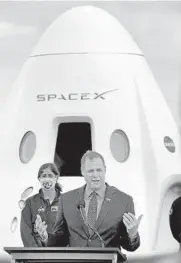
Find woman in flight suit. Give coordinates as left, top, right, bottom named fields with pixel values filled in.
left=20, top=163, right=62, bottom=247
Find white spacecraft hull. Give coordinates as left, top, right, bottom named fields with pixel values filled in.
left=0, top=5, right=181, bottom=261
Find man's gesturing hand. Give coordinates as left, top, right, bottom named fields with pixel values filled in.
left=123, top=213, right=143, bottom=238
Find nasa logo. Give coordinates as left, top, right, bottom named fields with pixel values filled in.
left=37, top=206, right=45, bottom=213
left=37, top=89, right=118, bottom=102
left=164, top=136, right=176, bottom=153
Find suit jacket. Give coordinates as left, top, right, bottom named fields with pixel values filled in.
left=48, top=184, right=140, bottom=251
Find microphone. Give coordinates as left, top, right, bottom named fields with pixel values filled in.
left=77, top=200, right=85, bottom=210
left=77, top=200, right=105, bottom=248
left=88, top=224, right=105, bottom=248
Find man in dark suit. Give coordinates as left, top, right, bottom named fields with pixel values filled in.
left=36, top=150, right=142, bottom=251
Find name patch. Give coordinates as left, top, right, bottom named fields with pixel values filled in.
left=51, top=206, right=58, bottom=212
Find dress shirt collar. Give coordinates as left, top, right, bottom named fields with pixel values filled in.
left=84, top=183, right=106, bottom=199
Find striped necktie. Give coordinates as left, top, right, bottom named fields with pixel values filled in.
left=87, top=191, right=97, bottom=235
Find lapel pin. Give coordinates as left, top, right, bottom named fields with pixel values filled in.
left=106, top=198, right=111, bottom=201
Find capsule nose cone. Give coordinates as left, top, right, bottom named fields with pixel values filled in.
left=31, top=5, right=143, bottom=56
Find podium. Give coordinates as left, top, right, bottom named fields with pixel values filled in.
left=4, top=247, right=127, bottom=263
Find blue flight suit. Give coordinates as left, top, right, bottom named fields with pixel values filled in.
left=20, top=189, right=61, bottom=247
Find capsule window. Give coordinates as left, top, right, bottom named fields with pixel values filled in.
left=19, top=131, right=36, bottom=163
left=20, top=186, right=33, bottom=200
left=10, top=217, right=18, bottom=233
left=110, top=129, right=130, bottom=162
left=54, top=122, right=92, bottom=176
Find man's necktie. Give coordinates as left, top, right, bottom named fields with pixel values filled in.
left=87, top=191, right=97, bottom=235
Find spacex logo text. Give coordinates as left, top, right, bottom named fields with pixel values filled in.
left=37, top=89, right=118, bottom=102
